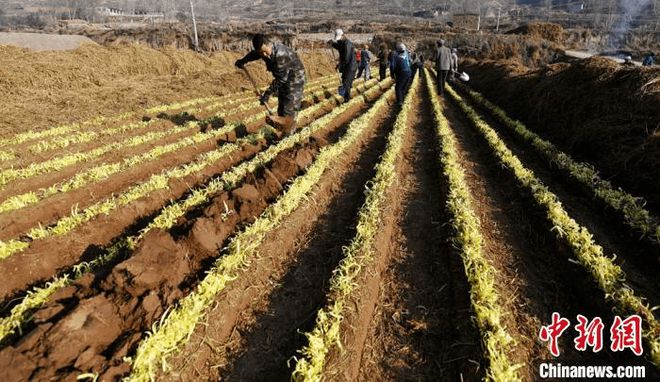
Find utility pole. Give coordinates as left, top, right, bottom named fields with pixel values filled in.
left=189, top=0, right=199, bottom=51
left=496, top=7, right=501, bottom=31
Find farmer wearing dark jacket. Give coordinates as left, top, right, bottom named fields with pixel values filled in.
left=235, top=34, right=306, bottom=134
left=434, top=39, right=452, bottom=95
left=329, top=29, right=357, bottom=102
left=390, top=42, right=412, bottom=106
left=377, top=44, right=389, bottom=81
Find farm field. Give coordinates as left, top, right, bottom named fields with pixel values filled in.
left=0, top=50, right=658, bottom=381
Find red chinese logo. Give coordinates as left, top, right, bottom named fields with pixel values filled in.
left=539, top=312, right=571, bottom=357
left=574, top=314, right=604, bottom=352
left=610, top=315, right=643, bottom=356
left=539, top=313, right=644, bottom=357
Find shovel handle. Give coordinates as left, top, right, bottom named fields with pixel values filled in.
left=242, top=67, right=274, bottom=115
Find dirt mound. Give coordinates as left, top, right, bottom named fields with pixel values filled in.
left=507, top=23, right=564, bottom=44
left=83, top=24, right=259, bottom=52
left=461, top=56, right=660, bottom=209
left=0, top=44, right=241, bottom=92
left=413, top=32, right=562, bottom=68
left=564, top=28, right=660, bottom=57
left=368, top=28, right=563, bottom=69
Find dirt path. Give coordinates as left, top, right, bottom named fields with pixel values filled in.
left=162, top=95, right=397, bottom=382
left=355, top=79, right=483, bottom=381
left=441, top=93, right=654, bottom=379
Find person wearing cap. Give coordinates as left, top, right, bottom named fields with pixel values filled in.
left=390, top=42, right=412, bottom=106
left=235, top=34, right=306, bottom=135
left=329, top=28, right=357, bottom=102
left=622, top=55, right=635, bottom=67
left=450, top=48, right=459, bottom=80
left=434, top=40, right=452, bottom=94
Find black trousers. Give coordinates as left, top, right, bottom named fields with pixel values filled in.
left=437, top=69, right=449, bottom=94
left=379, top=63, right=387, bottom=81
left=395, top=72, right=411, bottom=106
left=341, top=65, right=358, bottom=102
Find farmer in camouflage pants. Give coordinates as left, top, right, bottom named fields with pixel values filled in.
left=235, top=34, right=306, bottom=135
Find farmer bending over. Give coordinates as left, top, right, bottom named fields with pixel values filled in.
left=235, top=34, right=306, bottom=135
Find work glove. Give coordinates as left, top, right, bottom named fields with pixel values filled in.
left=235, top=58, right=246, bottom=69
left=259, top=92, right=270, bottom=105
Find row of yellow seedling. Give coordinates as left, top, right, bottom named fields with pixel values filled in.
left=0, top=75, right=346, bottom=185
left=0, top=79, right=258, bottom=150
left=125, top=79, right=395, bottom=382
left=0, top=74, right=336, bottom=161
left=0, top=78, right=367, bottom=215
left=291, top=76, right=418, bottom=382
left=0, top=78, right=379, bottom=260
left=0, top=112, right=134, bottom=149
left=0, top=96, right=212, bottom=152
left=0, top=79, right=391, bottom=343
left=200, top=74, right=339, bottom=112
left=459, top=85, right=659, bottom=244
left=145, top=73, right=337, bottom=116
left=0, top=120, right=187, bottom=188
left=32, top=76, right=335, bottom=157
left=426, top=70, right=521, bottom=381
left=446, top=84, right=660, bottom=368
left=0, top=114, right=263, bottom=215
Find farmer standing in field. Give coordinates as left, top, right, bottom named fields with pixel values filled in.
left=235, top=34, right=306, bottom=135
left=410, top=52, right=421, bottom=82
left=450, top=48, right=459, bottom=80
left=390, top=42, right=412, bottom=106
left=329, top=29, right=357, bottom=103
left=642, top=52, right=655, bottom=66
left=434, top=39, right=452, bottom=94
left=356, top=45, right=372, bottom=80
left=377, top=44, right=389, bottom=81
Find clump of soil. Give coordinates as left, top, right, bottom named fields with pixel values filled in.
left=156, top=111, right=199, bottom=126
left=461, top=56, right=660, bottom=210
